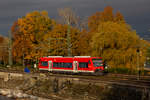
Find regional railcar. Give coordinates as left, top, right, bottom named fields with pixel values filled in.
left=38, top=56, right=104, bottom=75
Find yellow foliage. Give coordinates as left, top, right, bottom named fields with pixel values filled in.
left=91, top=21, right=147, bottom=69
left=11, top=11, right=55, bottom=63
left=43, top=24, right=80, bottom=56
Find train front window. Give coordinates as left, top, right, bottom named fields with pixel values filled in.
left=92, top=59, right=103, bottom=67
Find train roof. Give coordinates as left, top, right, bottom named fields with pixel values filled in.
left=40, top=56, right=102, bottom=59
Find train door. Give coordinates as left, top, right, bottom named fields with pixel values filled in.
left=73, top=61, right=78, bottom=72
left=48, top=61, right=52, bottom=71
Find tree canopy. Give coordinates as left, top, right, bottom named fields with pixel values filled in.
left=11, top=11, right=55, bottom=63
left=91, top=22, right=143, bottom=69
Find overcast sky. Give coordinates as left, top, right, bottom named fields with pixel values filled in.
left=0, top=0, right=150, bottom=37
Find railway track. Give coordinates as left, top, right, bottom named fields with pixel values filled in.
left=29, top=72, right=150, bottom=89
left=0, top=68, right=150, bottom=89
left=46, top=73, right=150, bottom=89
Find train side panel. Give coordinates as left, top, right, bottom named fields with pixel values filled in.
left=38, top=56, right=104, bottom=74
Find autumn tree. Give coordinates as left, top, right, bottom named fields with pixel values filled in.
left=0, top=36, right=4, bottom=43
left=0, top=35, right=9, bottom=65
left=43, top=24, right=81, bottom=56
left=78, top=6, right=150, bottom=72
left=11, top=11, right=55, bottom=64
left=91, top=21, right=148, bottom=71
left=88, top=6, right=113, bottom=32
left=78, top=6, right=126, bottom=56
left=115, top=11, right=125, bottom=23
left=88, top=6, right=125, bottom=32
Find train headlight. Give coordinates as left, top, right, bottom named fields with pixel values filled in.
left=105, top=66, right=108, bottom=69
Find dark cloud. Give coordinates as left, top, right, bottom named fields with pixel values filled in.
left=0, top=0, right=150, bottom=37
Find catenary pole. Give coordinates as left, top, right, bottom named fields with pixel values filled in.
left=67, top=25, right=71, bottom=56
left=8, top=31, right=13, bottom=66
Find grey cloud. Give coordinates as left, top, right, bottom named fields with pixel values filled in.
left=0, top=0, right=149, bottom=36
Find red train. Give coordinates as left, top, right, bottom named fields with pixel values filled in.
left=38, top=56, right=105, bottom=75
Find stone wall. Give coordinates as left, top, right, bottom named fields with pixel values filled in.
left=0, top=72, right=150, bottom=100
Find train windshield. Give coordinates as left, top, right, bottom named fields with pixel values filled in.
left=92, top=59, right=103, bottom=67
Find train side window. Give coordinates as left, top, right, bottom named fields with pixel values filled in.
left=64, top=63, right=72, bottom=68
left=60, top=62, right=63, bottom=68
left=53, top=62, right=72, bottom=68
left=53, top=62, right=58, bottom=68
left=79, top=62, right=88, bottom=68
left=41, top=61, right=48, bottom=66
